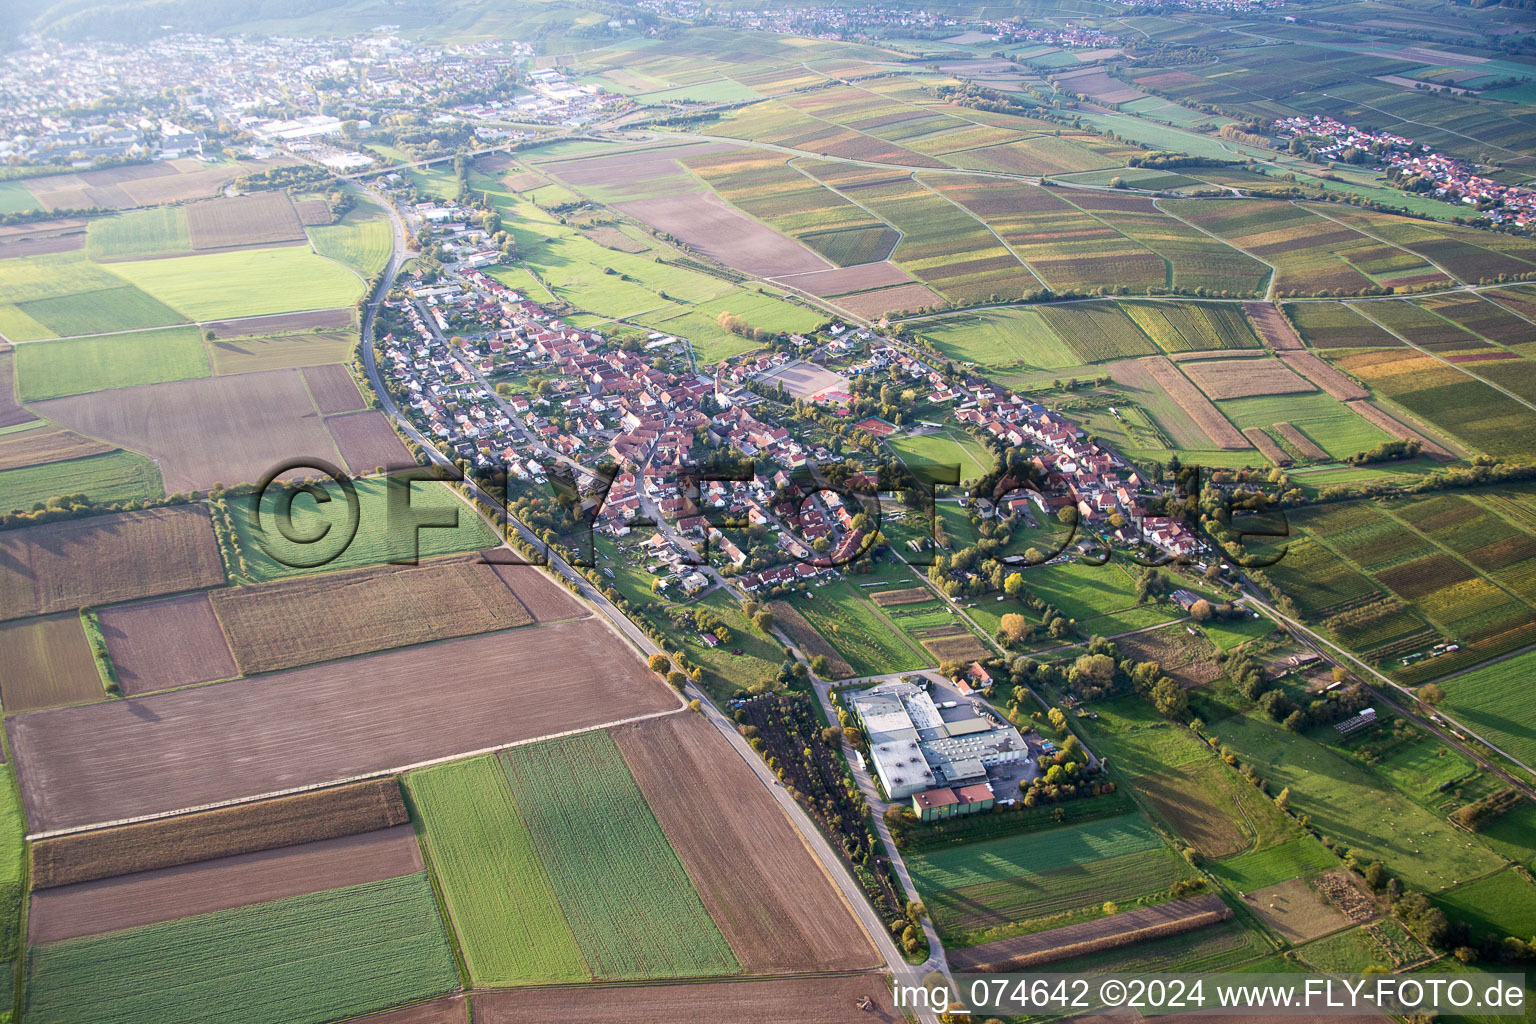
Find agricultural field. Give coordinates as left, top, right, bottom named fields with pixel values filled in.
left=8, top=620, right=675, bottom=831
left=1438, top=649, right=1536, bottom=768
left=405, top=756, right=587, bottom=985
left=98, top=592, right=238, bottom=695
left=612, top=714, right=878, bottom=972
left=474, top=975, right=901, bottom=1024
left=1284, top=301, right=1401, bottom=349
left=916, top=306, right=1080, bottom=373
left=184, top=192, right=307, bottom=250
left=1062, top=191, right=1270, bottom=295
left=220, top=476, right=499, bottom=581
left=22, top=873, right=459, bottom=1024
left=0, top=449, right=162, bottom=512
left=103, top=246, right=363, bottom=322
left=1432, top=868, right=1536, bottom=943
left=1211, top=836, right=1341, bottom=893
left=1207, top=714, right=1505, bottom=892
left=1120, top=301, right=1263, bottom=354
left=28, top=826, right=424, bottom=944
left=1217, top=392, right=1391, bottom=462
left=500, top=731, right=738, bottom=979
left=84, top=206, right=191, bottom=261
left=0, top=506, right=226, bottom=623
left=1181, top=357, right=1313, bottom=400
left=910, top=817, right=1196, bottom=946
left=14, top=326, right=211, bottom=400
left=1034, top=302, right=1158, bottom=363
left=307, top=199, right=394, bottom=276
left=779, top=580, right=928, bottom=676
left=209, top=557, right=533, bottom=674
left=0, top=613, right=103, bottom=713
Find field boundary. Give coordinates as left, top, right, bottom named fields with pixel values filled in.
left=24, top=704, right=688, bottom=842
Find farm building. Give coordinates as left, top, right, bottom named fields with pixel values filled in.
left=912, top=782, right=996, bottom=822
left=850, top=681, right=1025, bottom=800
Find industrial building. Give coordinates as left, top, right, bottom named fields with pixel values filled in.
left=849, top=680, right=1026, bottom=805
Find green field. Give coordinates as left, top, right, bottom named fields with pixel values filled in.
left=0, top=181, right=40, bottom=214
left=918, top=307, right=1078, bottom=372
left=887, top=428, right=994, bottom=481
left=1208, top=714, right=1505, bottom=891
left=1217, top=393, right=1392, bottom=461
left=223, top=477, right=500, bottom=581
left=85, top=207, right=191, bottom=261
left=786, top=580, right=928, bottom=676
left=500, top=731, right=737, bottom=979
left=1209, top=835, right=1339, bottom=891
left=0, top=450, right=163, bottom=512
left=105, top=246, right=364, bottom=321
left=14, top=326, right=211, bottom=400
left=23, top=873, right=458, bottom=1024
left=1433, top=868, right=1536, bottom=941
left=1440, top=649, right=1536, bottom=769
left=308, top=200, right=393, bottom=276
left=908, top=813, right=1194, bottom=944
left=406, top=757, right=587, bottom=984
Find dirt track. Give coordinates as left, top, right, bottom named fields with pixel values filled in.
left=473, top=974, right=901, bottom=1023
left=9, top=620, right=676, bottom=832
left=612, top=715, right=878, bottom=974
left=28, top=825, right=422, bottom=943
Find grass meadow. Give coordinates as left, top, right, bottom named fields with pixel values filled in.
left=0, top=450, right=163, bottom=511
left=14, top=327, right=210, bottom=400
left=105, top=246, right=363, bottom=321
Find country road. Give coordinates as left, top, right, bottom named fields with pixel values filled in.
left=356, top=183, right=935, bottom=1015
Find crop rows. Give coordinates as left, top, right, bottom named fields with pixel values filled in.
left=1121, top=302, right=1262, bottom=354
left=500, top=731, right=738, bottom=980
left=1036, top=302, right=1157, bottom=362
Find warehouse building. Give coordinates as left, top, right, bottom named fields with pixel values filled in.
left=850, top=680, right=1025, bottom=800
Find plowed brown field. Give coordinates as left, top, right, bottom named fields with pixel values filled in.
left=612, top=715, right=877, bottom=974
left=303, top=363, right=365, bottom=413
left=32, top=368, right=343, bottom=492
left=0, top=506, right=226, bottom=623
left=0, top=425, right=112, bottom=472
left=326, top=410, right=413, bottom=474
left=474, top=975, right=901, bottom=1023
left=28, top=825, right=423, bottom=943
left=355, top=997, right=468, bottom=1024
left=9, top=620, right=676, bottom=832
left=0, top=613, right=103, bottom=712
left=99, top=591, right=237, bottom=695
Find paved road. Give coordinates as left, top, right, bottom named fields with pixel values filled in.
left=357, top=183, right=931, bottom=1011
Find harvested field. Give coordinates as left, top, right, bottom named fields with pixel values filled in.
left=0, top=425, right=112, bottom=471
left=612, top=714, right=877, bottom=974
left=766, top=600, right=853, bottom=678
left=474, top=975, right=902, bottom=1024
left=326, top=411, right=413, bottom=474
left=210, top=557, right=533, bottom=674
left=833, top=281, right=943, bottom=318
left=584, top=226, right=648, bottom=253
left=487, top=563, right=587, bottom=622
left=1247, top=876, right=1350, bottom=944
left=33, top=368, right=342, bottom=493
left=98, top=592, right=236, bottom=695
left=0, top=614, right=102, bottom=713
left=209, top=329, right=354, bottom=375
left=921, top=632, right=990, bottom=661
left=201, top=308, right=354, bottom=338
left=355, top=997, right=466, bottom=1024
left=948, top=895, right=1231, bottom=971
left=302, top=363, right=364, bottom=413
left=28, top=825, right=423, bottom=943
left=617, top=193, right=829, bottom=278
left=1277, top=349, right=1369, bottom=401
left=0, top=506, right=225, bottom=623
left=0, top=348, right=35, bottom=428
left=870, top=587, right=932, bottom=606
left=9, top=621, right=677, bottom=832
left=772, top=261, right=911, bottom=296
left=1275, top=422, right=1327, bottom=460
left=1138, top=356, right=1249, bottom=449
left=1345, top=400, right=1454, bottom=459
left=1181, top=358, right=1314, bottom=400
left=30, top=777, right=408, bottom=885
left=1106, top=357, right=1214, bottom=451
left=1245, top=302, right=1304, bottom=350
left=293, top=199, right=332, bottom=226
left=1244, top=428, right=1291, bottom=467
